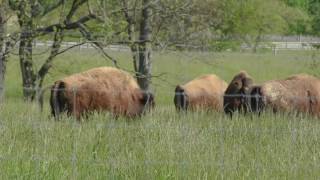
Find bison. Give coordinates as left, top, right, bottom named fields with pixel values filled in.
left=50, top=67, right=154, bottom=119
left=223, top=71, right=254, bottom=115
left=224, top=71, right=320, bottom=117
left=174, top=74, right=228, bottom=111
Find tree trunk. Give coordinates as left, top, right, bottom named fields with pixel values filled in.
left=37, top=28, right=64, bottom=88
left=11, top=0, right=98, bottom=102
left=16, top=0, right=37, bottom=101
left=19, top=30, right=36, bottom=100
left=137, top=0, right=152, bottom=91
left=35, top=28, right=64, bottom=108
left=18, top=9, right=37, bottom=101
left=127, top=20, right=139, bottom=73
left=121, top=0, right=140, bottom=75
left=253, top=29, right=262, bottom=53
left=0, top=2, right=7, bottom=101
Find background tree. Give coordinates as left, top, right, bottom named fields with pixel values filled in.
left=282, top=0, right=320, bottom=35
left=3, top=0, right=320, bottom=102
left=7, top=0, right=107, bottom=101
left=120, top=0, right=153, bottom=91
left=0, top=0, right=9, bottom=101
left=308, top=0, right=320, bottom=35
left=92, top=0, right=217, bottom=91
left=220, top=0, right=280, bottom=51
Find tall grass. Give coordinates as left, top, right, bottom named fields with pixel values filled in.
left=1, top=49, right=320, bottom=179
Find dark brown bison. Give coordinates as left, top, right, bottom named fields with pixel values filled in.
left=174, top=74, right=228, bottom=111
left=223, top=71, right=254, bottom=115
left=224, top=71, right=320, bottom=117
left=50, top=67, right=154, bottom=119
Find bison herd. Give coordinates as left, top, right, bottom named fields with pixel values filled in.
left=50, top=67, right=320, bottom=120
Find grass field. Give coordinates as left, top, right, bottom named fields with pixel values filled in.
left=1, top=49, right=320, bottom=179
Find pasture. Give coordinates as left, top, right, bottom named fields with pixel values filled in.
left=1, top=49, right=320, bottom=179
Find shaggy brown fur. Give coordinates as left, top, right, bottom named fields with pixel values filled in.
left=251, top=74, right=320, bottom=117
left=174, top=74, right=228, bottom=111
left=224, top=71, right=320, bottom=117
left=223, top=71, right=254, bottom=115
left=50, top=67, right=154, bottom=119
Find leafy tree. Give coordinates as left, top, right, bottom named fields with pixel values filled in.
left=282, top=0, right=308, bottom=9
left=308, top=0, right=320, bottom=35
left=7, top=0, right=106, bottom=101
left=218, top=0, right=308, bottom=51
left=0, top=0, right=7, bottom=100
left=283, top=0, right=320, bottom=35
left=0, top=0, right=15, bottom=100
left=91, top=0, right=214, bottom=91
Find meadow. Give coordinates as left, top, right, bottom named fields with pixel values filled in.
left=1, top=49, right=320, bottom=179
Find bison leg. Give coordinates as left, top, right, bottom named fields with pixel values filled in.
left=50, top=81, right=69, bottom=120
left=174, top=85, right=188, bottom=111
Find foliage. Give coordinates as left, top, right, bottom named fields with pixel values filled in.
left=308, top=0, right=320, bottom=35
left=283, top=0, right=320, bottom=35
left=4, top=0, right=108, bottom=101
left=218, top=0, right=301, bottom=44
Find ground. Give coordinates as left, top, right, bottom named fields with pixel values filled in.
left=1, top=49, right=320, bottom=179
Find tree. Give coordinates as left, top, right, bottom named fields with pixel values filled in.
left=121, top=0, right=153, bottom=91
left=8, top=0, right=106, bottom=101
left=0, top=1, right=6, bottom=101
left=0, top=0, right=9, bottom=101
left=281, top=0, right=311, bottom=34
left=308, top=0, right=320, bottom=35
left=217, top=0, right=308, bottom=52
left=101, top=0, right=214, bottom=90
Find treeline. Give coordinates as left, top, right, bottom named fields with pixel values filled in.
left=3, top=1, right=319, bottom=47
left=282, top=0, right=320, bottom=35
left=81, top=0, right=320, bottom=50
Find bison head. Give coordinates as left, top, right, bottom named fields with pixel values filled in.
left=224, top=71, right=253, bottom=115
left=141, top=91, right=155, bottom=110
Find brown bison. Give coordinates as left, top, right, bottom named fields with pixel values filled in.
left=223, top=71, right=254, bottom=115
left=174, top=74, right=228, bottom=111
left=224, top=71, right=320, bottom=117
left=50, top=67, right=154, bottom=119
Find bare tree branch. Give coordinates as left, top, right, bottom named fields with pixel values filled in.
left=41, top=0, right=65, bottom=16
left=36, top=14, right=98, bottom=35
left=65, top=0, right=87, bottom=23
left=77, top=23, right=119, bottom=68
left=37, top=28, right=64, bottom=88
left=56, top=42, right=86, bottom=56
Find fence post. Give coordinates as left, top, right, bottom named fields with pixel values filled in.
left=79, top=38, right=82, bottom=51
left=299, top=34, right=302, bottom=42
left=273, top=46, right=277, bottom=56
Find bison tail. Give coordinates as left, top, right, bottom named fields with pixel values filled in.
left=50, top=81, right=68, bottom=119
left=174, top=85, right=188, bottom=111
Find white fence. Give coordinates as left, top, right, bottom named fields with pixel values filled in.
left=33, top=40, right=131, bottom=52
left=34, top=40, right=320, bottom=52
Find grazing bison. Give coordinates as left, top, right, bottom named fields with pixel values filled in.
left=250, top=74, right=320, bottom=116
left=223, top=71, right=254, bottom=115
left=224, top=71, right=320, bottom=117
left=174, top=74, right=228, bottom=111
left=50, top=67, right=154, bottom=119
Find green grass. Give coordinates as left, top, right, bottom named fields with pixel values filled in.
left=1, top=49, right=320, bottom=179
